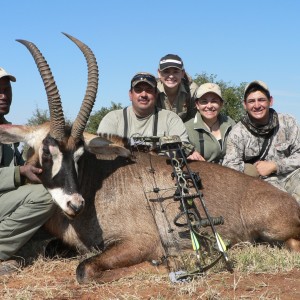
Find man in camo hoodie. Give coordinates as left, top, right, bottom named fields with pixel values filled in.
left=222, top=80, right=300, bottom=204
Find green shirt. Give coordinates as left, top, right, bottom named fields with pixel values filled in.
left=185, top=112, right=236, bottom=163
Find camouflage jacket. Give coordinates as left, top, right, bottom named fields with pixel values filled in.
left=222, top=113, right=300, bottom=182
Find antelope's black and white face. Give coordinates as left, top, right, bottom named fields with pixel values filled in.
left=38, top=134, right=85, bottom=218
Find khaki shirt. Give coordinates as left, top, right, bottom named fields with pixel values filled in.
left=156, top=80, right=198, bottom=122
left=97, top=106, right=195, bottom=156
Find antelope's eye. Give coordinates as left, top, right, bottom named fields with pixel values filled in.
left=42, top=145, right=51, bottom=158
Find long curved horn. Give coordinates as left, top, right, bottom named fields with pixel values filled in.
left=62, top=33, right=99, bottom=142
left=16, top=39, right=65, bottom=141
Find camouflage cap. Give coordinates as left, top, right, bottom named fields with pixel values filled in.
left=244, top=80, right=269, bottom=98
left=131, top=72, right=157, bottom=88
left=0, top=67, right=16, bottom=82
left=195, top=83, right=223, bottom=101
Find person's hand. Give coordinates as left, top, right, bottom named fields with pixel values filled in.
left=254, top=161, right=277, bottom=177
left=20, top=165, right=43, bottom=184
left=187, top=150, right=205, bottom=161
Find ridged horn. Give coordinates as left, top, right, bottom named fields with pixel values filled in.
left=62, top=32, right=99, bottom=142
left=16, top=39, right=65, bottom=141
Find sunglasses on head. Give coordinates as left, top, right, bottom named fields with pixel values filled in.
left=131, top=73, right=156, bottom=85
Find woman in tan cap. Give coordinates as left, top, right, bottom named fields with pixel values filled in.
left=184, top=83, right=235, bottom=163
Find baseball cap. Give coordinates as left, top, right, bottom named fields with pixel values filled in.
left=131, top=72, right=157, bottom=88
left=159, top=54, right=184, bottom=71
left=195, top=83, right=223, bottom=101
left=0, top=67, right=16, bottom=82
left=244, top=80, right=269, bottom=97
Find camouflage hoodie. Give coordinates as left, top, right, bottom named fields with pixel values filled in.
left=222, top=112, right=300, bottom=185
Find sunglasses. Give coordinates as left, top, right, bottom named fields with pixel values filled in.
left=131, top=73, right=157, bottom=86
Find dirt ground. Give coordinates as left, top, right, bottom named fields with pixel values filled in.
left=1, top=235, right=299, bottom=299
left=1, top=258, right=300, bottom=300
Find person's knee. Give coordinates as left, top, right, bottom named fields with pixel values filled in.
left=22, top=184, right=51, bottom=201
left=289, top=185, right=300, bottom=205
left=291, top=193, right=300, bottom=205
left=21, top=184, right=55, bottom=212
left=284, top=169, right=300, bottom=204
left=32, top=185, right=55, bottom=212
left=244, top=163, right=260, bottom=177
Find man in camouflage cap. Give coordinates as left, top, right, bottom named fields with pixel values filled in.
left=222, top=80, right=300, bottom=203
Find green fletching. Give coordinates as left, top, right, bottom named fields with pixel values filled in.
left=187, top=199, right=193, bottom=206
left=216, top=232, right=227, bottom=252
left=190, top=231, right=200, bottom=251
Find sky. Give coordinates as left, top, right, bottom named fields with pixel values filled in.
left=3, top=0, right=300, bottom=124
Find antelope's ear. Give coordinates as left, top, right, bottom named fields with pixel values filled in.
left=83, top=132, right=131, bottom=158
left=0, top=124, right=50, bottom=148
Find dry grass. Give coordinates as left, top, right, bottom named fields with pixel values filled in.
left=230, top=242, right=300, bottom=272
left=0, top=243, right=300, bottom=299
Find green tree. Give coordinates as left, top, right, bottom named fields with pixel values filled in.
left=26, top=106, right=72, bottom=127
left=85, top=102, right=123, bottom=134
left=27, top=107, right=50, bottom=126
left=26, top=103, right=122, bottom=134
left=193, top=72, right=246, bottom=122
